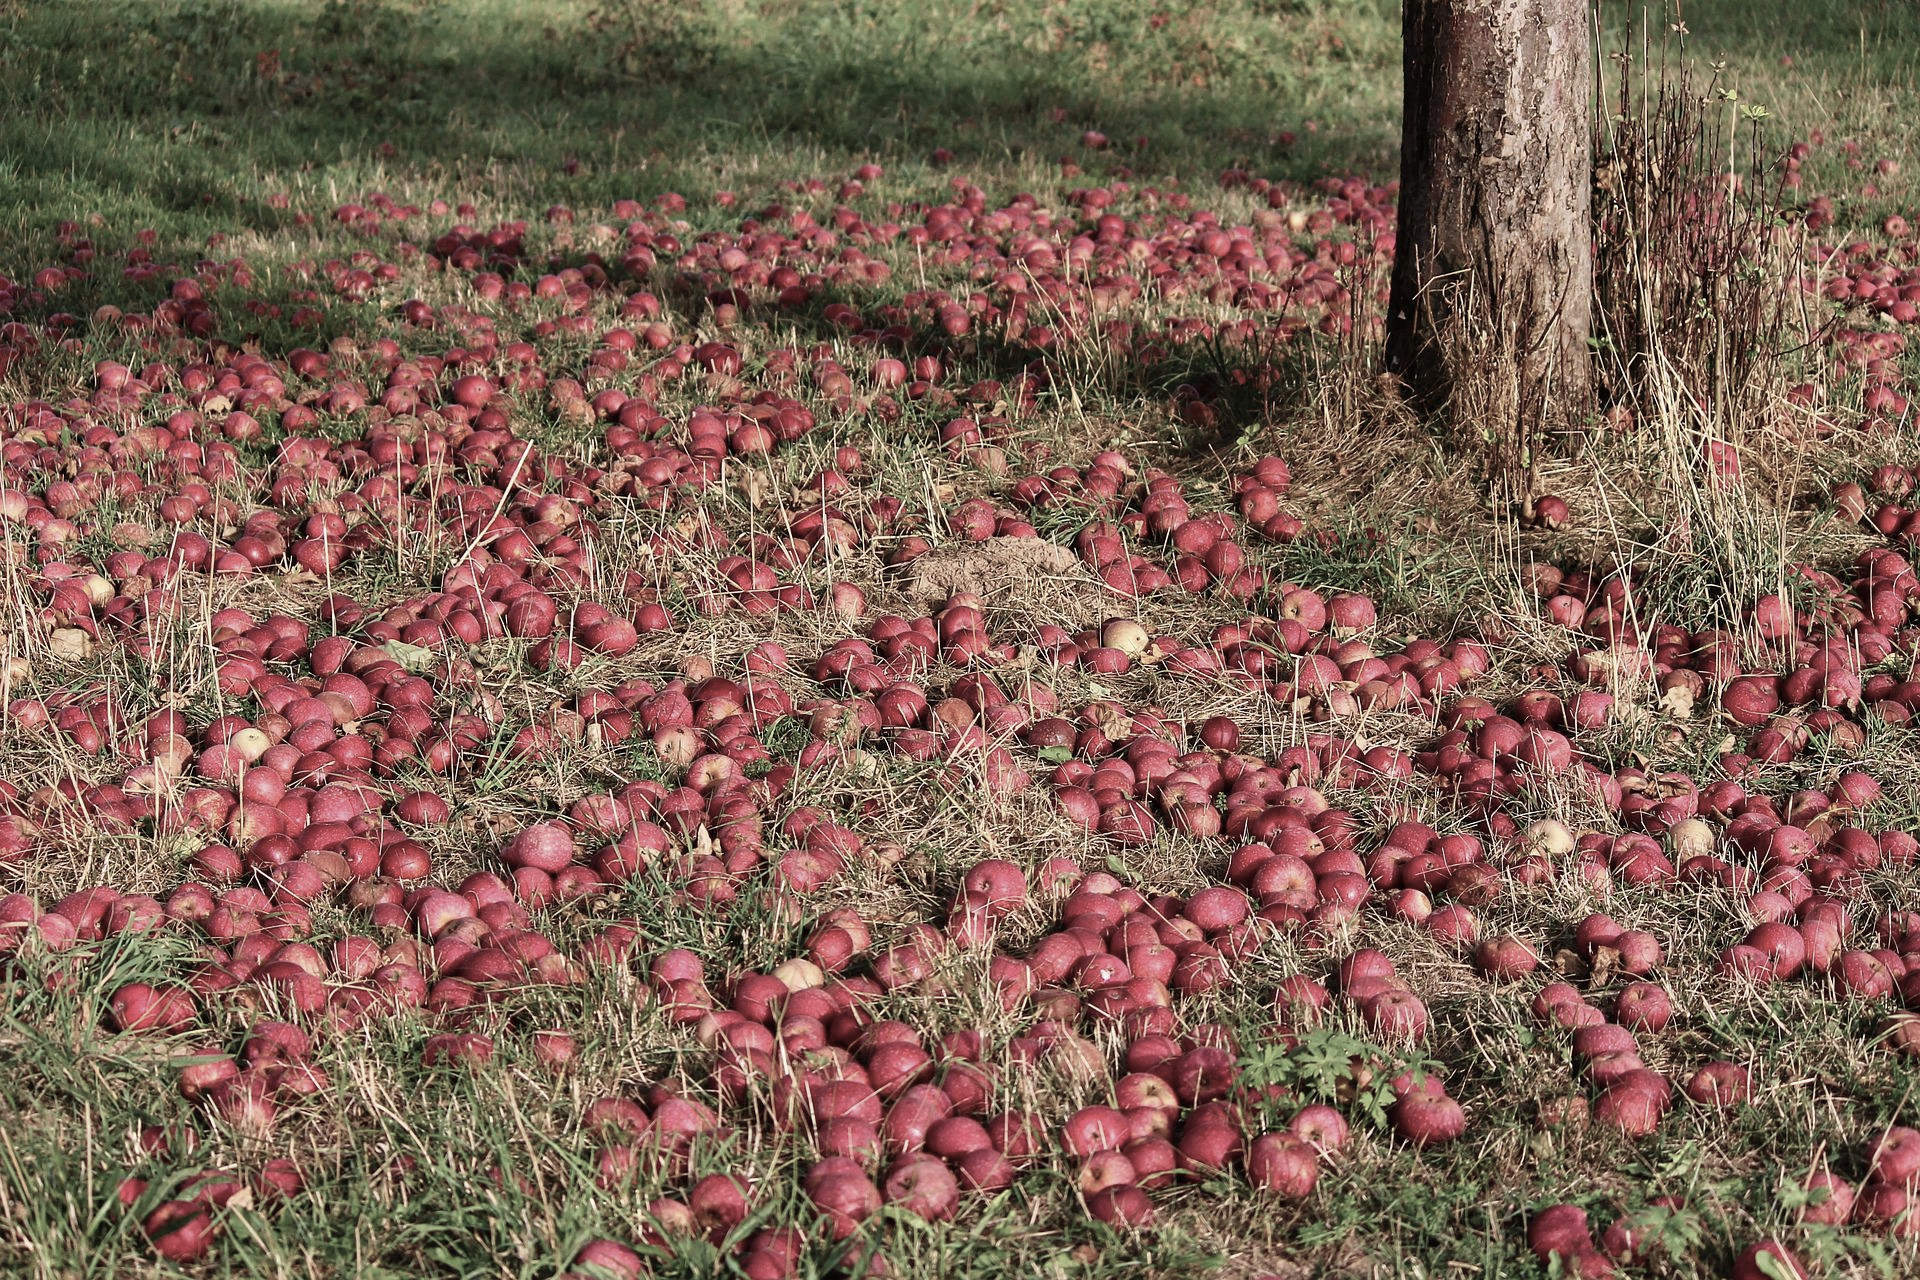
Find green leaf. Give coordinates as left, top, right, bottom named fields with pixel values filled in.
left=381, top=640, right=437, bottom=671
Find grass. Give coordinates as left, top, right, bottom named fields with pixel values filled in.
left=1, top=0, right=1912, bottom=273
left=1, top=0, right=1920, bottom=1278
left=0, top=0, right=1400, bottom=263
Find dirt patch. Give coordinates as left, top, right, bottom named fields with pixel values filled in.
left=895, top=536, right=1117, bottom=626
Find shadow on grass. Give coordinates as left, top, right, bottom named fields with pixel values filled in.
left=0, top=0, right=1400, bottom=447
left=4, top=0, right=1912, bottom=467
left=0, top=0, right=1403, bottom=252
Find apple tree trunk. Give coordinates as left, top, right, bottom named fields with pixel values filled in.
left=1386, top=0, right=1593, bottom=481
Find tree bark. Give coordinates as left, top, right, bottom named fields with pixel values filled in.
left=1386, top=0, right=1593, bottom=474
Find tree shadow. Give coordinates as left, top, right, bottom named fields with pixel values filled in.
left=6, top=0, right=1911, bottom=469
left=1, top=0, right=1403, bottom=255
left=0, top=0, right=1403, bottom=444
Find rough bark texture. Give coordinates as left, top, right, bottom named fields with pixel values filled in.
left=1387, top=0, right=1593, bottom=462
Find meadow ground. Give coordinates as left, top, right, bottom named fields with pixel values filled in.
left=3, top=1, right=1920, bottom=1277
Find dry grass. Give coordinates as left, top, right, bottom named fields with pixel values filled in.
left=0, top=2, right=1918, bottom=1279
